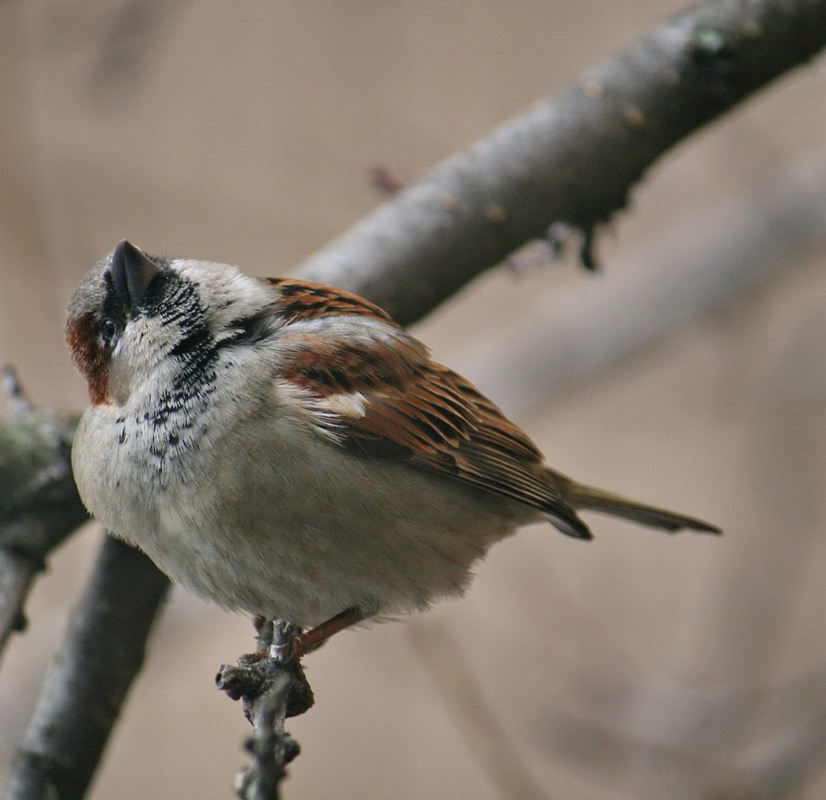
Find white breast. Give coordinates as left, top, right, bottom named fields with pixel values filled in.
left=72, top=352, right=530, bottom=628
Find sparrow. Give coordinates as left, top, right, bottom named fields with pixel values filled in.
left=66, top=240, right=720, bottom=657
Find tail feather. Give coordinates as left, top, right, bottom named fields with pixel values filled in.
left=552, top=472, right=721, bottom=535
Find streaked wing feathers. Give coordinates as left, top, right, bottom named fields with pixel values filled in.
left=267, top=279, right=581, bottom=526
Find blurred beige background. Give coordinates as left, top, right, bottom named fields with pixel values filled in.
left=1, top=1, right=826, bottom=798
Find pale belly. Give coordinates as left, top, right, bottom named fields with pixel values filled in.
left=73, top=402, right=529, bottom=628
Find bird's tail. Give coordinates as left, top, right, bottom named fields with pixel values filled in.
left=550, top=471, right=721, bottom=536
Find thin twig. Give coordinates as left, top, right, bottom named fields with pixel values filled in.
left=234, top=675, right=298, bottom=800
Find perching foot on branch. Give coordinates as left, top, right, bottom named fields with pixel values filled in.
left=216, top=619, right=315, bottom=800
left=217, top=619, right=315, bottom=719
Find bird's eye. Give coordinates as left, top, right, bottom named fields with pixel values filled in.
left=99, top=317, right=119, bottom=342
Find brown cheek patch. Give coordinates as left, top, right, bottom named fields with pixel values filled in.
left=65, top=312, right=110, bottom=404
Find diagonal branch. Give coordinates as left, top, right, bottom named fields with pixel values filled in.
left=3, top=536, right=170, bottom=800
left=297, top=0, right=826, bottom=325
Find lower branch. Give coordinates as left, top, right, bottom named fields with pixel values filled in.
left=3, top=536, right=170, bottom=800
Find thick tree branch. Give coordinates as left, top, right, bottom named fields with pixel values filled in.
left=3, top=536, right=170, bottom=800
left=297, top=0, right=826, bottom=325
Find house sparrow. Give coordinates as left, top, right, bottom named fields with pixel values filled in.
left=66, top=241, right=719, bottom=656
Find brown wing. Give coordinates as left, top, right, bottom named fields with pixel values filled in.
left=264, top=278, right=398, bottom=324
left=266, top=279, right=589, bottom=538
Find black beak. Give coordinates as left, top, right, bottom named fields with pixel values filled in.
left=111, top=240, right=164, bottom=308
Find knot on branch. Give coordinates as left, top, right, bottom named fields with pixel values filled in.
left=216, top=650, right=315, bottom=720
